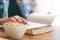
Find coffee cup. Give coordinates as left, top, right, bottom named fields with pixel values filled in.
left=3, top=22, right=27, bottom=39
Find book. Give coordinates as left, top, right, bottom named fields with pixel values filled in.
left=26, top=21, right=52, bottom=35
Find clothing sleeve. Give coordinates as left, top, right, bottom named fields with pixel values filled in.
left=3, top=0, right=9, bottom=18
left=18, top=0, right=32, bottom=19
left=0, top=0, right=9, bottom=18
left=0, top=0, right=4, bottom=18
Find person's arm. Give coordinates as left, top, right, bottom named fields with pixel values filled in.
left=0, top=18, right=16, bottom=25
left=0, top=15, right=27, bottom=25
left=0, top=18, right=5, bottom=25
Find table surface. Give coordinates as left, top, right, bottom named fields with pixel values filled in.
left=0, top=26, right=60, bottom=40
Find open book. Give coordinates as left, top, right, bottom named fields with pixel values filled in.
left=26, top=21, right=52, bottom=35
left=26, top=13, right=56, bottom=35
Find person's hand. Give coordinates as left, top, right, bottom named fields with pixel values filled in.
left=0, top=15, right=27, bottom=25
left=11, top=15, right=27, bottom=24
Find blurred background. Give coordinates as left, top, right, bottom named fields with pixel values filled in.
left=0, top=0, right=60, bottom=26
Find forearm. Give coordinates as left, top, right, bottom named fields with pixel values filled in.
left=0, top=18, right=16, bottom=25
left=0, top=18, right=5, bottom=25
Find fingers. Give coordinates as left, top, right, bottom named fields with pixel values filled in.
left=12, top=15, right=27, bottom=24
left=12, top=15, right=23, bottom=23
left=10, top=17, right=17, bottom=22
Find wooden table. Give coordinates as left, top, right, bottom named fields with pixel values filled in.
left=0, top=26, right=60, bottom=40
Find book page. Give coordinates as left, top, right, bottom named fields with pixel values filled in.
left=27, top=21, right=49, bottom=29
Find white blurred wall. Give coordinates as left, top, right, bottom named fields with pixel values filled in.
left=51, top=0, right=60, bottom=15
left=34, top=0, right=60, bottom=26
left=35, top=0, right=51, bottom=14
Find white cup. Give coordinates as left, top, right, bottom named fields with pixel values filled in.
left=3, top=22, right=27, bottom=39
